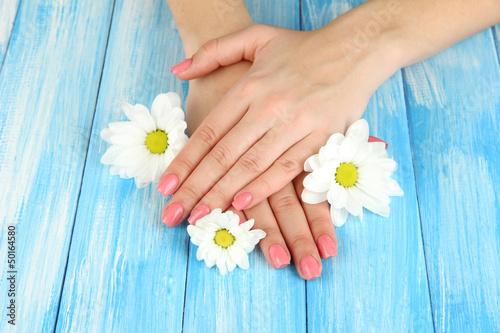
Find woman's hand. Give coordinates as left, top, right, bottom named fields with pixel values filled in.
left=162, top=62, right=338, bottom=280
left=159, top=20, right=399, bottom=225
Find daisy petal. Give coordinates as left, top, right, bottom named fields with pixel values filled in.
left=302, top=188, right=327, bottom=204
left=121, top=102, right=156, bottom=132
left=328, top=184, right=347, bottom=209
left=331, top=206, right=348, bottom=227
left=228, top=246, right=250, bottom=270
left=304, top=173, right=331, bottom=193
left=304, top=154, right=320, bottom=172
left=345, top=119, right=369, bottom=142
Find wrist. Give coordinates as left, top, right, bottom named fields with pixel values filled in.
left=175, top=9, right=253, bottom=57
left=315, top=0, right=407, bottom=90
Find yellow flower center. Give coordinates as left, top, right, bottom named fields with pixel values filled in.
left=145, top=130, right=168, bottom=154
left=335, top=162, right=358, bottom=188
left=214, top=229, right=235, bottom=248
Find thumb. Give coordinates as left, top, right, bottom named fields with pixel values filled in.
left=171, top=25, right=273, bottom=80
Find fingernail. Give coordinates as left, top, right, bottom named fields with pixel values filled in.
left=188, top=204, right=210, bottom=225
left=300, top=255, right=321, bottom=281
left=232, top=192, right=252, bottom=211
left=171, top=58, right=192, bottom=74
left=161, top=203, right=184, bottom=228
left=368, top=135, right=388, bottom=149
left=269, top=244, right=290, bottom=269
left=317, top=235, right=337, bottom=259
left=156, top=174, right=178, bottom=197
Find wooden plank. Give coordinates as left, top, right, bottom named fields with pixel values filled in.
left=0, top=0, right=20, bottom=63
left=181, top=1, right=307, bottom=332
left=0, top=0, right=114, bottom=332
left=55, top=0, right=190, bottom=332
left=494, top=25, right=500, bottom=64
left=301, top=1, right=433, bottom=331
left=402, top=29, right=500, bottom=331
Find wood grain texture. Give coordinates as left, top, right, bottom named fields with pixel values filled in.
left=0, top=0, right=20, bottom=63
left=402, top=29, right=500, bottom=331
left=301, top=1, right=433, bottom=331
left=494, top=25, right=500, bottom=64
left=55, top=0, right=190, bottom=332
left=0, top=0, right=114, bottom=332
left=181, top=1, right=307, bottom=332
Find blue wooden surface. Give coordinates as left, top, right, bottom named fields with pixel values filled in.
left=0, top=0, right=499, bottom=332
left=402, top=30, right=500, bottom=331
left=302, top=1, right=433, bottom=331
left=0, top=0, right=113, bottom=331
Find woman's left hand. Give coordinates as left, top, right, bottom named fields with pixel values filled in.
left=159, top=20, right=398, bottom=225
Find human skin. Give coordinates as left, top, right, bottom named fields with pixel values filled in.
left=160, top=0, right=500, bottom=227
left=163, top=0, right=338, bottom=280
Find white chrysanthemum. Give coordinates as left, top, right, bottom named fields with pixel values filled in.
left=302, top=119, right=404, bottom=227
left=100, top=92, right=188, bottom=188
left=187, top=208, right=266, bottom=275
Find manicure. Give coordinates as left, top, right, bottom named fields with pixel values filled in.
left=300, top=255, right=321, bottom=281
left=317, top=235, right=338, bottom=259
left=188, top=204, right=210, bottom=225
left=269, top=244, right=290, bottom=269
left=161, top=203, right=184, bottom=228
left=171, top=58, right=193, bottom=74
left=232, top=192, right=252, bottom=211
left=156, top=174, right=179, bottom=197
left=368, top=135, right=388, bottom=149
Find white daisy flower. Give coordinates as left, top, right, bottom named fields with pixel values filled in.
left=187, top=208, right=266, bottom=275
left=100, top=92, right=188, bottom=188
left=302, top=119, right=404, bottom=227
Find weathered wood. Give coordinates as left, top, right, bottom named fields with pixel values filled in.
left=403, top=29, right=500, bottom=331
left=301, top=0, right=433, bottom=331
left=0, top=0, right=114, bottom=332
left=0, top=0, right=20, bottom=63
left=55, top=0, right=189, bottom=331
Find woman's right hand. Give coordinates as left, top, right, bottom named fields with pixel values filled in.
left=168, top=61, right=338, bottom=280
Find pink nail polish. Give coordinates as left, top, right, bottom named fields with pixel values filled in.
left=161, top=203, right=184, bottom=228
left=171, top=58, right=192, bottom=74
left=156, top=174, right=179, bottom=197
left=300, top=255, right=321, bottom=281
left=232, top=192, right=252, bottom=211
left=317, top=235, right=337, bottom=259
left=188, top=204, right=210, bottom=225
left=368, top=135, right=388, bottom=149
left=269, top=244, right=290, bottom=269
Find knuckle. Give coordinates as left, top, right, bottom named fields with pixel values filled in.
left=196, top=124, right=219, bottom=147
left=290, top=235, right=312, bottom=251
left=201, top=38, right=219, bottom=55
left=275, top=158, right=300, bottom=175
left=205, top=185, right=227, bottom=204
left=209, top=143, right=233, bottom=168
left=176, top=157, right=195, bottom=172
left=239, top=153, right=263, bottom=174
left=238, top=77, right=261, bottom=97
left=273, top=194, right=300, bottom=213
left=259, top=177, right=274, bottom=195
left=308, top=216, right=332, bottom=228
left=179, top=182, right=201, bottom=203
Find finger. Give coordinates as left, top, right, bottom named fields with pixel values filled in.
left=293, top=173, right=338, bottom=260
left=192, top=123, right=307, bottom=220
left=162, top=112, right=271, bottom=226
left=171, top=25, right=276, bottom=80
left=156, top=84, right=249, bottom=199
left=268, top=183, right=322, bottom=281
left=244, top=199, right=291, bottom=269
left=232, top=133, right=327, bottom=211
